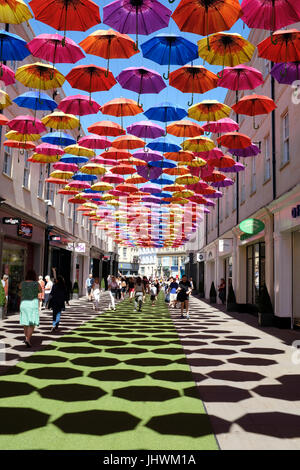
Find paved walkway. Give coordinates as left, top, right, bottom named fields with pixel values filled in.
left=0, top=293, right=300, bottom=450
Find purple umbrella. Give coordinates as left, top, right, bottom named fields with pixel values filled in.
left=203, top=208, right=210, bottom=214
left=228, top=144, right=261, bottom=158
left=142, top=196, right=162, bottom=204
left=270, top=62, right=300, bottom=85
left=140, top=183, right=162, bottom=194
left=222, top=162, right=245, bottom=173
left=208, top=190, right=223, bottom=198
left=211, top=178, right=234, bottom=188
left=133, top=150, right=163, bottom=163
left=137, top=164, right=162, bottom=180
left=116, top=67, right=166, bottom=106
left=127, top=121, right=165, bottom=139
left=103, top=0, right=172, bottom=49
left=205, top=199, right=216, bottom=207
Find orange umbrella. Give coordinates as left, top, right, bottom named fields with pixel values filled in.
left=172, top=0, right=242, bottom=48
left=169, top=66, right=218, bottom=106
left=0, top=115, right=9, bottom=126
left=164, top=150, right=195, bottom=162
left=116, top=183, right=139, bottom=193
left=207, top=155, right=236, bottom=168
left=45, top=176, right=67, bottom=185
left=232, top=94, right=276, bottom=129
left=87, top=120, right=125, bottom=136
left=4, top=140, right=35, bottom=150
left=66, top=65, right=116, bottom=99
left=79, top=29, right=138, bottom=74
left=100, top=147, right=132, bottom=160
left=217, top=132, right=251, bottom=149
left=110, top=165, right=136, bottom=175
left=163, top=167, right=190, bottom=176
left=166, top=120, right=204, bottom=138
left=100, top=97, right=143, bottom=127
left=126, top=174, right=148, bottom=184
left=112, top=135, right=145, bottom=150
left=202, top=170, right=226, bottom=183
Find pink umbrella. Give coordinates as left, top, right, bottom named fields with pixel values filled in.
left=101, top=173, right=125, bottom=184
left=68, top=181, right=91, bottom=189
left=218, top=66, right=263, bottom=92
left=109, top=189, right=128, bottom=197
left=8, top=115, right=46, bottom=135
left=53, top=162, right=78, bottom=172
left=0, top=64, right=15, bottom=86
left=193, top=148, right=224, bottom=160
left=58, top=94, right=101, bottom=116
left=27, top=33, right=85, bottom=66
left=202, top=118, right=239, bottom=134
left=241, top=0, right=300, bottom=31
left=35, top=143, right=64, bottom=156
left=91, top=157, right=118, bottom=166
left=127, top=120, right=165, bottom=139
left=78, top=135, right=111, bottom=149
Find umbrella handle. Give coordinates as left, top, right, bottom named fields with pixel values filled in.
left=168, top=0, right=176, bottom=3
left=217, top=69, right=224, bottom=79
left=270, top=34, right=278, bottom=45
left=253, top=116, right=259, bottom=130
left=279, top=61, right=288, bottom=78
left=163, top=71, right=170, bottom=80
left=187, top=94, right=194, bottom=107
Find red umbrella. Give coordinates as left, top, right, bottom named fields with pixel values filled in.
left=66, top=65, right=116, bottom=98
left=217, top=132, right=251, bottom=149
left=232, top=94, right=276, bottom=129
left=88, top=121, right=125, bottom=137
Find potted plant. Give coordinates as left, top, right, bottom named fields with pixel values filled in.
left=256, top=283, right=274, bottom=327
left=226, top=283, right=237, bottom=312
left=209, top=282, right=217, bottom=304
left=73, top=281, right=79, bottom=299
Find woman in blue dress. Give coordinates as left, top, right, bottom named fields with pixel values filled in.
left=20, top=270, right=41, bottom=347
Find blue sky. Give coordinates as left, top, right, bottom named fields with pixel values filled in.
left=26, top=0, right=249, bottom=138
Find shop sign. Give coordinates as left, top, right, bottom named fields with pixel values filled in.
left=17, top=221, right=33, bottom=239
left=49, top=235, right=61, bottom=242
left=219, top=239, right=232, bottom=253
left=75, top=243, right=86, bottom=253
left=239, top=218, right=265, bottom=235
left=291, top=204, right=300, bottom=218
left=197, top=252, right=206, bottom=262
left=2, top=217, right=21, bottom=225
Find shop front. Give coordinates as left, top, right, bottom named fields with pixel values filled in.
left=90, top=247, right=103, bottom=280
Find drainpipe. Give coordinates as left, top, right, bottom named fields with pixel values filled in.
left=235, top=91, right=240, bottom=226
left=271, top=65, right=276, bottom=201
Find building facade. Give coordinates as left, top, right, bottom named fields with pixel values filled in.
left=118, top=246, right=139, bottom=276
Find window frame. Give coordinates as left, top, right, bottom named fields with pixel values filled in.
left=282, top=111, right=290, bottom=165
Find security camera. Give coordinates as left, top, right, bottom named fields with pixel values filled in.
left=44, top=200, right=53, bottom=206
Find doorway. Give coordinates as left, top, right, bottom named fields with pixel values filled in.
left=292, top=231, right=300, bottom=326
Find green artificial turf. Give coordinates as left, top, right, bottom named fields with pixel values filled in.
left=0, top=294, right=218, bottom=450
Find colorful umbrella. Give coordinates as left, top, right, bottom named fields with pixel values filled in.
left=29, top=0, right=101, bottom=39
left=0, top=90, right=12, bottom=110
left=133, top=150, right=163, bottom=163
left=4, top=140, right=36, bottom=150
left=27, top=33, right=85, bottom=66
left=35, top=142, right=64, bottom=156
left=140, top=183, right=162, bottom=194
left=270, top=62, right=300, bottom=85
left=100, top=98, right=143, bottom=127
left=66, top=65, right=116, bottom=98
left=31, top=153, right=64, bottom=163
left=78, top=135, right=111, bottom=150
left=101, top=147, right=131, bottom=160
left=188, top=100, right=231, bottom=122
left=217, top=132, right=251, bottom=149
left=198, top=32, right=255, bottom=68
left=42, top=111, right=80, bottom=130
left=0, top=0, right=32, bottom=24
left=50, top=170, right=74, bottom=180
left=202, top=118, right=239, bottom=133
left=126, top=174, right=148, bottom=185
left=149, top=159, right=176, bottom=169
left=241, top=0, right=300, bottom=31
left=211, top=177, right=234, bottom=188
left=257, top=29, right=300, bottom=64
left=53, top=162, right=78, bottom=172
left=217, top=65, right=264, bottom=94
left=232, top=94, right=277, bottom=129
left=113, top=135, right=145, bottom=150
left=79, top=164, right=107, bottom=176
left=64, top=144, right=95, bottom=157
left=172, top=0, right=242, bottom=48
left=144, top=102, right=187, bottom=123
left=8, top=115, right=46, bottom=134
left=175, top=174, right=199, bottom=185
left=147, top=137, right=181, bottom=153
left=79, top=29, right=138, bottom=73
left=102, top=173, right=125, bottom=185
left=141, top=34, right=198, bottom=80
left=228, top=143, right=261, bottom=158
left=15, top=62, right=65, bottom=90
left=13, top=91, right=58, bottom=112
left=103, top=0, right=172, bottom=48
left=41, top=132, right=76, bottom=147
left=127, top=121, right=165, bottom=140
left=167, top=120, right=204, bottom=138
left=0, top=64, right=15, bottom=85
left=5, top=130, right=41, bottom=142
left=207, top=155, right=236, bottom=168
left=169, top=66, right=218, bottom=106
left=58, top=94, right=101, bottom=116
left=88, top=120, right=125, bottom=137
left=222, top=162, right=245, bottom=173
left=165, top=150, right=194, bottom=162
left=111, top=165, right=136, bottom=175
left=60, top=154, right=89, bottom=164
left=116, top=67, right=166, bottom=106
left=163, top=167, right=190, bottom=176
left=182, top=136, right=215, bottom=152
left=0, top=30, right=30, bottom=62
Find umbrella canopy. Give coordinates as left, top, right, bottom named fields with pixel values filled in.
left=169, top=65, right=218, bottom=106
left=111, top=164, right=136, bottom=175
left=113, top=135, right=145, bottom=150
left=42, top=111, right=80, bottom=130
left=228, top=143, right=261, bottom=157
left=167, top=120, right=204, bottom=138
left=101, top=147, right=131, bottom=160
left=103, top=0, right=172, bottom=48
left=58, top=94, right=101, bottom=116
left=211, top=177, right=234, bottom=188
left=88, top=120, right=125, bottom=137
left=4, top=140, right=36, bottom=150
left=149, top=159, right=176, bottom=169
left=42, top=132, right=76, bottom=146
left=217, top=132, right=251, bottom=149
left=50, top=170, right=74, bottom=180
left=53, top=162, right=78, bottom=172
left=126, top=174, right=148, bottom=185
left=5, top=130, right=41, bottom=142
left=29, top=0, right=101, bottom=35
left=222, top=162, right=245, bottom=172
left=198, top=32, right=255, bottom=67
left=218, top=65, right=264, bottom=91
left=127, top=121, right=165, bottom=139
left=144, top=102, right=187, bottom=122
left=0, top=30, right=30, bottom=61
left=164, top=167, right=190, bottom=176
left=101, top=173, right=125, bottom=184
left=150, top=176, right=173, bottom=185
left=207, top=155, right=236, bottom=168
left=13, top=91, right=57, bottom=112
left=188, top=100, right=231, bottom=122
left=27, top=33, right=85, bottom=66
left=15, top=62, right=65, bottom=90
left=0, top=90, right=12, bottom=110
left=35, top=143, right=64, bottom=156
left=8, top=115, right=46, bottom=134
left=0, top=0, right=32, bottom=24
left=257, top=29, right=300, bottom=64
left=182, top=136, right=215, bottom=152
left=232, top=94, right=276, bottom=128
left=175, top=174, right=199, bottom=185
left=147, top=137, right=181, bottom=153
left=78, top=135, right=111, bottom=150
left=79, top=29, right=138, bottom=73
left=140, top=183, right=162, bottom=194
left=101, top=97, right=143, bottom=117
left=116, top=67, right=166, bottom=106
left=202, top=118, right=239, bottom=133
left=64, top=144, right=95, bottom=157
left=0, top=115, right=10, bottom=126
left=60, top=154, right=89, bottom=164
left=165, top=150, right=194, bottom=162
left=270, top=62, right=300, bottom=85
left=133, top=150, right=163, bottom=163
left=241, top=0, right=300, bottom=31
left=136, top=164, right=162, bottom=180
left=66, top=65, right=116, bottom=96
left=141, top=34, right=198, bottom=79
left=0, top=64, right=15, bottom=86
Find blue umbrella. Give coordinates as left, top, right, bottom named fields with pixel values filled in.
left=13, top=91, right=58, bottom=111
left=72, top=172, right=97, bottom=181
left=149, top=159, right=176, bottom=168
left=0, top=30, right=30, bottom=61
left=150, top=176, right=173, bottom=185
left=144, top=102, right=187, bottom=123
left=147, top=137, right=181, bottom=153
left=153, top=191, right=172, bottom=198
left=141, top=34, right=198, bottom=80
left=42, top=132, right=76, bottom=147
left=60, top=155, right=89, bottom=164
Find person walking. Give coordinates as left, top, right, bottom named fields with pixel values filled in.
left=86, top=273, right=94, bottom=301
left=177, top=274, right=192, bottom=320
left=218, top=278, right=226, bottom=305
left=134, top=277, right=145, bottom=312
left=44, top=275, right=53, bottom=308
left=168, top=277, right=179, bottom=309
left=0, top=281, right=6, bottom=320
left=121, top=278, right=127, bottom=300
left=108, top=275, right=118, bottom=311
left=38, top=275, right=45, bottom=311
left=154, top=278, right=160, bottom=301
left=128, top=277, right=135, bottom=303
left=150, top=282, right=157, bottom=307
left=1, top=274, right=9, bottom=318
left=48, top=276, right=67, bottom=332
left=116, top=277, right=122, bottom=300
left=20, top=270, right=41, bottom=347
left=91, top=277, right=101, bottom=312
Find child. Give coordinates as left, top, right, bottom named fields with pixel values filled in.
left=150, top=283, right=157, bottom=307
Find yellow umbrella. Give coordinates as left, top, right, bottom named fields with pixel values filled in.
left=5, top=130, right=41, bottom=142
left=0, top=90, right=12, bottom=110
left=42, top=111, right=79, bottom=130
left=30, top=153, right=60, bottom=163
left=187, top=157, right=207, bottom=167
left=163, top=183, right=185, bottom=192
left=64, top=144, right=95, bottom=158
left=188, top=100, right=231, bottom=122
left=15, top=62, right=65, bottom=90
left=175, top=174, right=200, bottom=185
left=80, top=163, right=106, bottom=175
left=0, top=0, right=32, bottom=24
left=173, top=190, right=194, bottom=199
left=107, top=200, right=120, bottom=206
left=91, top=182, right=114, bottom=191
left=182, top=136, right=215, bottom=152
left=50, top=170, right=74, bottom=179
left=170, top=197, right=190, bottom=205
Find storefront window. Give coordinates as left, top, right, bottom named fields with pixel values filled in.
left=246, top=242, right=265, bottom=305
left=2, top=245, right=26, bottom=313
